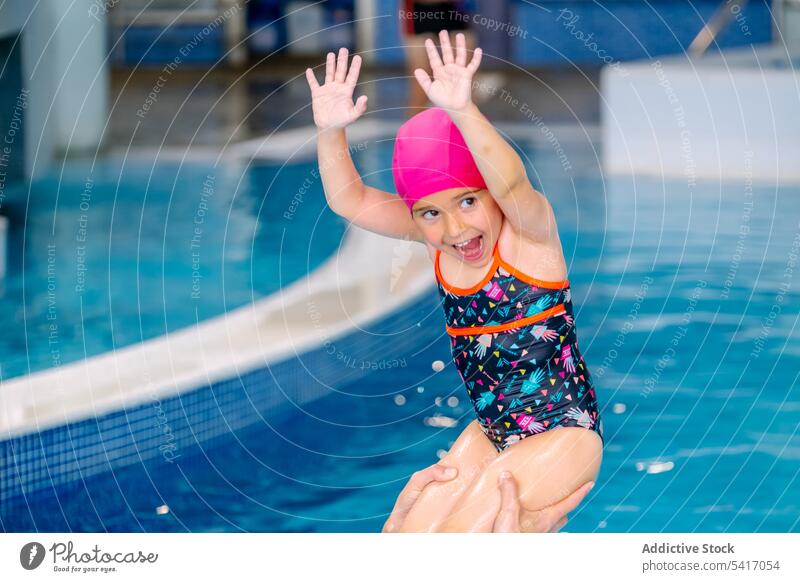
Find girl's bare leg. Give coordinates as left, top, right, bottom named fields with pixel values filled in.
left=435, top=427, right=603, bottom=532
left=397, top=419, right=499, bottom=532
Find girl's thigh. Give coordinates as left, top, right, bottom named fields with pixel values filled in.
left=397, top=419, right=499, bottom=532
left=436, top=427, right=603, bottom=532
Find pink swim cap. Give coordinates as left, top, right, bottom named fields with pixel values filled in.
left=392, top=107, right=487, bottom=212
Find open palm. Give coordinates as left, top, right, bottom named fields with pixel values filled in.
left=306, top=48, right=368, bottom=130
left=414, top=30, right=483, bottom=111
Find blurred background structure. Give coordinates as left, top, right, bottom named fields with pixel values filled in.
left=1, top=1, right=799, bottom=533
left=1, top=0, right=796, bottom=182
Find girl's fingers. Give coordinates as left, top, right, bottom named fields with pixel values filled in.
left=345, top=54, right=362, bottom=87
left=305, top=68, right=320, bottom=90
left=335, top=47, right=349, bottom=83
left=413, top=68, right=433, bottom=94
left=439, top=29, right=454, bottom=64
left=455, top=32, right=467, bottom=67
left=325, top=52, right=335, bottom=83
left=424, top=37, right=444, bottom=70
left=354, top=95, right=368, bottom=117
left=549, top=516, right=568, bottom=533
left=467, top=47, right=483, bottom=74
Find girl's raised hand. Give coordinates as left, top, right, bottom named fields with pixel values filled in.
left=306, top=47, right=368, bottom=130
left=414, top=30, right=482, bottom=112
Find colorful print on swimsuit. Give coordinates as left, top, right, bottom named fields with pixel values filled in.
left=435, top=243, right=605, bottom=452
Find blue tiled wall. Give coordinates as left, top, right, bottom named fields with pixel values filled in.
left=373, top=0, right=774, bottom=65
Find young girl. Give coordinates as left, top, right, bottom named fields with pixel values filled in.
left=305, top=31, right=604, bottom=533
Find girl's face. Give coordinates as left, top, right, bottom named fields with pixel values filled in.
left=411, top=187, right=503, bottom=266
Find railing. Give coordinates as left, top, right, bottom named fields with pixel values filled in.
left=688, top=0, right=750, bottom=57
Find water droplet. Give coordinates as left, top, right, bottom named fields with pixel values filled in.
left=155, top=505, right=170, bottom=515
left=432, top=360, right=445, bottom=372
left=394, top=395, right=406, bottom=405
left=646, top=461, right=674, bottom=474
left=424, top=415, right=458, bottom=428
left=447, top=396, right=459, bottom=407
left=613, top=403, right=626, bottom=414
left=417, top=386, right=425, bottom=393
left=636, top=460, right=674, bottom=474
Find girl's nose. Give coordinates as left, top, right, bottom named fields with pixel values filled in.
left=444, top=214, right=465, bottom=239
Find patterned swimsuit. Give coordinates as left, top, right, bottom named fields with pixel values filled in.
left=434, top=240, right=605, bottom=452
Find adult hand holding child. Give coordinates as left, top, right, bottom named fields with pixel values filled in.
left=382, top=463, right=594, bottom=533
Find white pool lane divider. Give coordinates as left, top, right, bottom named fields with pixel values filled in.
left=0, top=226, right=433, bottom=441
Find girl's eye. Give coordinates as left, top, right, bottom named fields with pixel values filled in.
left=460, top=197, right=476, bottom=208
left=422, top=209, right=439, bottom=220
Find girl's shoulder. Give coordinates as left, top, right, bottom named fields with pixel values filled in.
left=496, top=219, right=569, bottom=283
left=423, top=221, right=569, bottom=286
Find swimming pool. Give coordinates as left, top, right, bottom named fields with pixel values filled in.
left=2, top=133, right=799, bottom=533
left=0, top=156, right=345, bottom=380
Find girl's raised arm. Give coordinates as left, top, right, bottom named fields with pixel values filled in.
left=307, top=49, right=423, bottom=242
left=413, top=31, right=557, bottom=245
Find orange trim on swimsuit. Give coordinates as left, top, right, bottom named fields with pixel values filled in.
left=434, top=240, right=500, bottom=296
left=495, top=254, right=569, bottom=290
left=446, top=303, right=567, bottom=336
left=435, top=240, right=570, bottom=295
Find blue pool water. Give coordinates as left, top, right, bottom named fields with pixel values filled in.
left=0, top=156, right=345, bottom=380
left=2, top=137, right=799, bottom=533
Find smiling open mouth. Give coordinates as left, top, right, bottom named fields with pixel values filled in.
left=452, top=235, right=484, bottom=261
